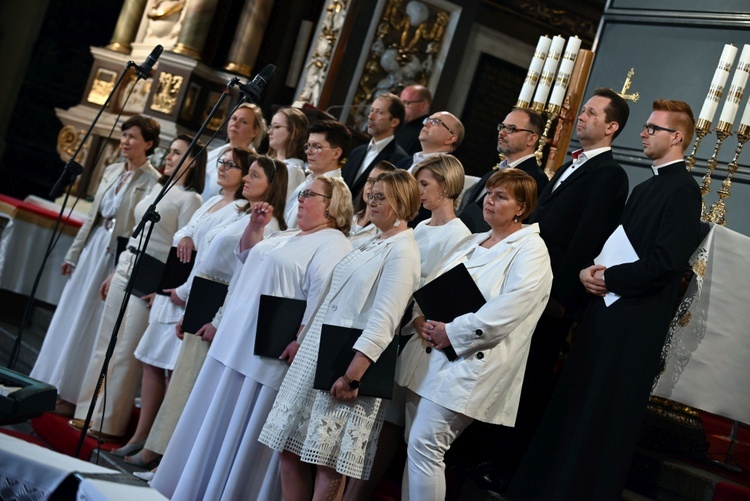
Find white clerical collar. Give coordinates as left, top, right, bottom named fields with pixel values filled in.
left=651, top=159, right=683, bottom=176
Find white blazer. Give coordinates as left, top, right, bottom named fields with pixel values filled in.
left=299, top=230, right=420, bottom=364
left=65, top=160, right=160, bottom=264
left=396, top=223, right=552, bottom=426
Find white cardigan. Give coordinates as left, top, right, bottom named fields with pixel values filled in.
left=396, top=223, right=552, bottom=426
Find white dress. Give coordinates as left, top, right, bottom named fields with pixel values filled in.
left=133, top=197, right=245, bottom=369
left=284, top=157, right=307, bottom=199
left=30, top=167, right=148, bottom=402
left=259, top=230, right=421, bottom=479
left=151, top=228, right=352, bottom=501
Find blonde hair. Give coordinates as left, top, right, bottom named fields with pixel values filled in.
left=413, top=153, right=465, bottom=208
left=316, top=177, right=353, bottom=236
left=376, top=170, right=421, bottom=221
left=237, top=103, right=267, bottom=149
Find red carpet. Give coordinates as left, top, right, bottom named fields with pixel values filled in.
left=30, top=411, right=137, bottom=460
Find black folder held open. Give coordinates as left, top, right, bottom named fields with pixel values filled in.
left=313, top=325, right=398, bottom=399
left=254, top=295, right=307, bottom=358
left=412, top=263, right=486, bottom=361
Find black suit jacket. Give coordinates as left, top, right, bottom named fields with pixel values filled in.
left=528, top=150, right=628, bottom=319
left=459, top=157, right=549, bottom=233
left=342, top=138, right=408, bottom=200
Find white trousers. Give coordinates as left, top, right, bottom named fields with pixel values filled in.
left=74, top=251, right=150, bottom=436
left=401, top=389, right=474, bottom=501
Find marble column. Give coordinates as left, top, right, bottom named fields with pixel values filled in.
left=106, top=0, right=149, bottom=54
left=224, top=0, right=276, bottom=76
left=172, top=0, right=220, bottom=60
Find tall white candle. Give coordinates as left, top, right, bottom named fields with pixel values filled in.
left=718, top=44, right=750, bottom=126
left=698, top=44, right=738, bottom=123
left=548, top=36, right=582, bottom=109
left=517, top=35, right=552, bottom=107
left=531, top=35, right=566, bottom=109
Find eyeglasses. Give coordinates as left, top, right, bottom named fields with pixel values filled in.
left=366, top=192, right=387, bottom=205
left=217, top=158, right=240, bottom=171
left=297, top=189, right=331, bottom=200
left=303, top=143, right=334, bottom=153
left=497, top=123, right=534, bottom=134
left=422, top=117, right=454, bottom=135
left=642, top=123, right=678, bottom=135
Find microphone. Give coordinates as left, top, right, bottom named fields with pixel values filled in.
left=238, top=64, right=275, bottom=103
left=133, top=45, right=163, bottom=79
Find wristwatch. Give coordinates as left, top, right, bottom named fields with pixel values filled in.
left=342, top=374, right=360, bottom=390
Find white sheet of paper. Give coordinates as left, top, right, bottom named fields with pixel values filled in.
left=594, top=225, right=639, bottom=306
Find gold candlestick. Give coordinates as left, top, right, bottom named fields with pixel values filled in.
left=535, top=103, right=560, bottom=166
left=705, top=124, right=750, bottom=225
left=686, top=118, right=712, bottom=171
left=700, top=122, right=732, bottom=218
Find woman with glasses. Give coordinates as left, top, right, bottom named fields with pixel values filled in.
left=396, top=169, right=552, bottom=500
left=32, top=116, right=163, bottom=418
left=70, top=133, right=208, bottom=440
left=260, top=170, right=421, bottom=501
left=267, top=107, right=309, bottom=198
left=152, top=177, right=353, bottom=501
left=343, top=154, right=471, bottom=500
left=349, top=160, right=398, bottom=247
left=110, top=149, right=281, bottom=466
left=284, top=119, right=351, bottom=229
left=203, top=103, right=267, bottom=201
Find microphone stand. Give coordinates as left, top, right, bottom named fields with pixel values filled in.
left=7, top=57, right=155, bottom=370
left=75, top=73, right=268, bottom=457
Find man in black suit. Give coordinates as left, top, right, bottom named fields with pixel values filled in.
left=458, top=108, right=549, bottom=232
left=342, top=93, right=408, bottom=201
left=510, top=100, right=701, bottom=500
left=395, top=84, right=432, bottom=155
left=466, top=88, right=631, bottom=491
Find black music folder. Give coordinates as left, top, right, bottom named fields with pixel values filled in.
left=254, top=295, right=307, bottom=358
left=181, top=277, right=228, bottom=334
left=130, top=246, right=195, bottom=297
left=412, top=263, right=486, bottom=361
left=313, top=325, right=398, bottom=399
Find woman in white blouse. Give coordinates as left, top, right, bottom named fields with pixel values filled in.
left=203, top=103, right=266, bottom=201
left=70, top=136, right=206, bottom=439
left=397, top=169, right=553, bottom=500
left=259, top=170, right=421, bottom=501
left=31, top=116, right=162, bottom=417
left=344, top=155, right=471, bottom=500
left=151, top=177, right=353, bottom=501
left=267, top=107, right=309, bottom=198
left=284, top=119, right=351, bottom=228
left=113, top=150, right=287, bottom=463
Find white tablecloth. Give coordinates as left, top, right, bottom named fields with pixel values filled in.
left=654, top=223, right=750, bottom=425
left=0, top=195, right=85, bottom=305
left=0, top=433, right=166, bottom=501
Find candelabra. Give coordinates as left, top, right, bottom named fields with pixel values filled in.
left=700, top=122, right=733, bottom=219
left=686, top=119, right=713, bottom=171
left=534, top=103, right=560, bottom=167
left=705, top=124, right=750, bottom=224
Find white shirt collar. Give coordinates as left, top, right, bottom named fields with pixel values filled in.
left=651, top=158, right=683, bottom=175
